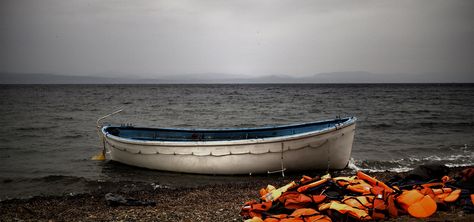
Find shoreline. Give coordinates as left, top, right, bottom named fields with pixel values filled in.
left=1, top=166, right=473, bottom=221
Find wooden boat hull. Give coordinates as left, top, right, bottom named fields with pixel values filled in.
left=101, top=117, right=356, bottom=174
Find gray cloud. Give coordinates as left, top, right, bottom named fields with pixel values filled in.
left=1, top=0, right=473, bottom=81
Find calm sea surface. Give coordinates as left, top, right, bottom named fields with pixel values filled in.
left=0, top=84, right=473, bottom=199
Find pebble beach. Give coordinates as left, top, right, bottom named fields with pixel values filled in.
left=1, top=167, right=472, bottom=222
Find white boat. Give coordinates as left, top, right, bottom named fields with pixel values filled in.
left=100, top=117, right=356, bottom=174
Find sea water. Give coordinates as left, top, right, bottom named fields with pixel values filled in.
left=0, top=84, right=473, bottom=199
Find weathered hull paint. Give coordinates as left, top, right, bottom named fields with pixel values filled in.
left=101, top=118, right=356, bottom=174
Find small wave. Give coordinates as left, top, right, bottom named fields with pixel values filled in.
left=422, top=154, right=472, bottom=162
left=0, top=137, right=11, bottom=143
left=414, top=109, right=431, bottom=113
left=61, top=134, right=83, bottom=139
left=36, top=175, right=79, bottom=182
left=419, top=121, right=473, bottom=128
left=359, top=167, right=414, bottom=173
left=346, top=158, right=362, bottom=171
left=349, top=145, right=473, bottom=173
left=70, top=108, right=85, bottom=112
left=3, top=175, right=88, bottom=184
left=347, top=158, right=414, bottom=173
left=51, top=117, right=74, bottom=121
left=370, top=123, right=392, bottom=129
left=367, top=121, right=474, bottom=131
left=16, top=126, right=57, bottom=131
left=445, top=163, right=474, bottom=168
left=389, top=144, right=472, bottom=154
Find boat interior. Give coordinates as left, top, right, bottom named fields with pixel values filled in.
left=104, top=117, right=352, bottom=142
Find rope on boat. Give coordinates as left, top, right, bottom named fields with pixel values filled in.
left=92, top=109, right=124, bottom=161
left=104, top=136, right=331, bottom=157
left=267, top=143, right=287, bottom=177
left=96, top=109, right=124, bottom=129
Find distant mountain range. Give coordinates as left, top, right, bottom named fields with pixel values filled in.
left=0, top=71, right=472, bottom=84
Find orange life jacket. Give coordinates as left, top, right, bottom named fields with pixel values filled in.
left=420, top=182, right=445, bottom=190
left=333, top=176, right=373, bottom=195
left=319, top=201, right=372, bottom=221
left=386, top=193, right=399, bottom=218
left=263, top=214, right=288, bottom=222
left=243, top=172, right=463, bottom=222
left=297, top=178, right=329, bottom=193
left=300, top=175, right=314, bottom=184
left=372, top=197, right=387, bottom=219
left=419, top=183, right=461, bottom=204
left=432, top=187, right=453, bottom=195
left=357, top=171, right=394, bottom=194
left=263, top=181, right=297, bottom=202
left=260, top=210, right=330, bottom=222
left=311, top=195, right=327, bottom=204
left=279, top=192, right=313, bottom=209
left=260, top=185, right=277, bottom=197
left=408, top=195, right=437, bottom=218
left=347, top=183, right=373, bottom=195
left=332, top=176, right=356, bottom=187
left=341, top=196, right=374, bottom=210
left=443, top=189, right=461, bottom=203
left=396, top=189, right=437, bottom=218
left=241, top=200, right=273, bottom=218
left=279, top=208, right=331, bottom=222
left=245, top=217, right=264, bottom=222
left=342, top=194, right=397, bottom=219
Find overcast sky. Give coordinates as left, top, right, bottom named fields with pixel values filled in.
left=1, top=0, right=473, bottom=79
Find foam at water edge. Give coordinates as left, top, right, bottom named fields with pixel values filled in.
left=348, top=158, right=413, bottom=173
left=349, top=144, right=473, bottom=173
left=445, top=163, right=474, bottom=168
left=346, top=158, right=362, bottom=172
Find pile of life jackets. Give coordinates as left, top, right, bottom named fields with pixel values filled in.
left=241, top=171, right=473, bottom=222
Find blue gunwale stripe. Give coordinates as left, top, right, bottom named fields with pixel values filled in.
left=102, top=117, right=356, bottom=145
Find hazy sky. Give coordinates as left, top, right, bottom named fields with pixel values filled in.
left=1, top=0, right=473, bottom=79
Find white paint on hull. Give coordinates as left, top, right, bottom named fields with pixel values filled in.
left=102, top=120, right=356, bottom=174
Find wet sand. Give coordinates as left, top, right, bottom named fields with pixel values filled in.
left=1, top=168, right=472, bottom=221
